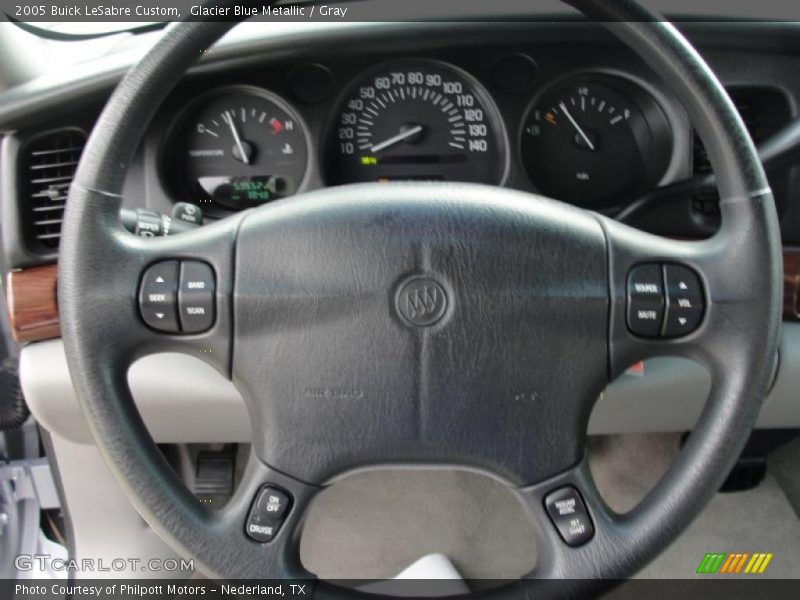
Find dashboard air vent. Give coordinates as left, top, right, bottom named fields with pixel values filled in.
left=22, top=128, right=86, bottom=252
left=692, top=87, right=790, bottom=217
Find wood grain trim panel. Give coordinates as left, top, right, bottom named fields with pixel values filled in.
left=7, top=263, right=60, bottom=343
left=785, top=248, right=800, bottom=322
left=4, top=250, right=800, bottom=344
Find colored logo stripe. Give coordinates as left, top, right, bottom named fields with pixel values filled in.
left=744, top=553, right=773, bottom=574
left=697, top=553, right=726, bottom=574
left=697, top=552, right=773, bottom=574
left=720, top=553, right=749, bottom=573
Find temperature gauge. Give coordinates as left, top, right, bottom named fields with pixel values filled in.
left=174, top=87, right=309, bottom=210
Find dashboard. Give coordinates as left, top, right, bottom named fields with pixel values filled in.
left=5, top=20, right=800, bottom=276
left=148, top=43, right=692, bottom=222
left=5, top=15, right=800, bottom=583
left=1, top=19, right=800, bottom=444
left=161, top=59, right=676, bottom=213
left=3, top=22, right=800, bottom=272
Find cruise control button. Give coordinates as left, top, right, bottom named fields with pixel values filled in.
left=178, top=261, right=215, bottom=334
left=245, top=485, right=293, bottom=543
left=544, top=486, right=594, bottom=547
left=663, top=264, right=704, bottom=337
left=256, top=487, right=291, bottom=520
left=627, top=264, right=665, bottom=338
left=245, top=514, right=281, bottom=543
left=139, top=261, right=179, bottom=333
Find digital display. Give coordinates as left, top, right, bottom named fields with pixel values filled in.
left=181, top=89, right=309, bottom=212
left=197, top=175, right=296, bottom=208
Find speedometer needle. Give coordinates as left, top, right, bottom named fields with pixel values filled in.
left=223, top=110, right=251, bottom=164
left=558, top=102, right=595, bottom=151
left=370, top=125, right=424, bottom=153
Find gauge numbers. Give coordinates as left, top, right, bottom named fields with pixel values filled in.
left=179, top=87, right=309, bottom=211
left=521, top=76, right=671, bottom=207
left=327, top=61, right=507, bottom=185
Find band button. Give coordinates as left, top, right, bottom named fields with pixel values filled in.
left=178, top=261, right=215, bottom=334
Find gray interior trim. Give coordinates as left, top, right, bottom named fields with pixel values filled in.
left=19, top=322, right=800, bottom=445
left=21, top=342, right=247, bottom=444
left=33, top=431, right=800, bottom=583
left=44, top=431, right=193, bottom=579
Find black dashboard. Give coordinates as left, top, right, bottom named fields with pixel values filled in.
left=3, top=21, right=800, bottom=269
left=154, top=51, right=687, bottom=214
left=147, top=39, right=695, bottom=222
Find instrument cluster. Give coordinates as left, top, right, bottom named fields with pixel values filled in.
left=159, top=54, right=678, bottom=215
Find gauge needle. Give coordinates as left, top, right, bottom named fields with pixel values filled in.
left=223, top=110, right=250, bottom=164
left=558, top=102, right=595, bottom=151
left=370, top=125, right=424, bottom=153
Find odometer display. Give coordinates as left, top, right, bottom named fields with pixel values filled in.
left=176, top=87, right=309, bottom=211
left=198, top=175, right=295, bottom=205
left=326, top=61, right=507, bottom=185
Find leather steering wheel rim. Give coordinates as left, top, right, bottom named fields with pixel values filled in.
left=59, top=1, right=783, bottom=597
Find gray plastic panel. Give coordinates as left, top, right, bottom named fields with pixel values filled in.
left=19, top=322, right=800, bottom=444
left=21, top=341, right=247, bottom=444
left=45, top=432, right=193, bottom=579
left=589, top=357, right=710, bottom=434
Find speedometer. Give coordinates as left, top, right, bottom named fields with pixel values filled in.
left=325, top=60, right=507, bottom=185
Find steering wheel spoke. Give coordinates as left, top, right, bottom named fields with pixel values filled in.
left=61, top=183, right=243, bottom=377
left=600, top=200, right=781, bottom=379
left=518, top=459, right=625, bottom=588
left=204, top=448, right=320, bottom=580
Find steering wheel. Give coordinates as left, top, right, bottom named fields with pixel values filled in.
left=59, top=0, right=782, bottom=596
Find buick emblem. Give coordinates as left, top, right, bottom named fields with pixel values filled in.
left=395, top=277, right=448, bottom=327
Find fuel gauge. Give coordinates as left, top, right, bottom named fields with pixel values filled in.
left=520, top=75, right=671, bottom=207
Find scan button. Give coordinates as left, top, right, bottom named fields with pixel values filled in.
left=178, top=261, right=215, bottom=334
